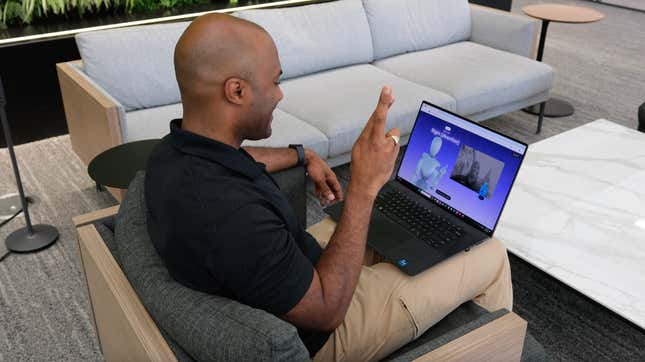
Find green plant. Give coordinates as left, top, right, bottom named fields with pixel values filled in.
left=0, top=0, right=211, bottom=28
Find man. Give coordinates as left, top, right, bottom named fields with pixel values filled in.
left=146, top=13, right=512, bottom=361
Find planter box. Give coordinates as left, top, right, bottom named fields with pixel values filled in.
left=469, top=0, right=512, bottom=11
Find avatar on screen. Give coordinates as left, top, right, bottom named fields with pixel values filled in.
left=412, top=136, right=448, bottom=191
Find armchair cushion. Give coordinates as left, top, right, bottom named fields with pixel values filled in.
left=113, top=172, right=310, bottom=361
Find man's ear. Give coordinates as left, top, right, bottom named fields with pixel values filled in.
left=223, top=77, right=246, bottom=105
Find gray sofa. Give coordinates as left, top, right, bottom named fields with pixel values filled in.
left=60, top=0, right=553, bottom=173
left=74, top=171, right=547, bottom=361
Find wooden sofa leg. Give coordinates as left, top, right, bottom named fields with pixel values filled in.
left=536, top=102, right=546, bottom=134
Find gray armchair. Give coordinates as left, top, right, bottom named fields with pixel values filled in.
left=74, top=170, right=546, bottom=361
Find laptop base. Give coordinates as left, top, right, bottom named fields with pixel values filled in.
left=324, top=182, right=488, bottom=276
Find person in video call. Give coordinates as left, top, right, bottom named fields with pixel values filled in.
left=145, top=14, right=513, bottom=361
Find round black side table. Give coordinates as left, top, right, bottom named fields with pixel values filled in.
left=88, top=139, right=160, bottom=189
left=522, top=4, right=604, bottom=118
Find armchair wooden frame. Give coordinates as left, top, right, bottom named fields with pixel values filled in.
left=75, top=207, right=527, bottom=362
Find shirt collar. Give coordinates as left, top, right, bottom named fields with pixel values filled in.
left=167, top=119, right=265, bottom=179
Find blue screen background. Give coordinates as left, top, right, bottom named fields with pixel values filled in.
left=398, top=110, right=523, bottom=230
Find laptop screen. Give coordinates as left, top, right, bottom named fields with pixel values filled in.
left=396, top=102, right=527, bottom=234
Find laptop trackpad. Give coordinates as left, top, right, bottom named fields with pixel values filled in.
left=367, top=211, right=414, bottom=253
left=324, top=202, right=414, bottom=253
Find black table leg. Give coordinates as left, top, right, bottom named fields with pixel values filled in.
left=536, top=19, right=550, bottom=62
left=536, top=101, right=546, bottom=134
left=523, top=19, right=575, bottom=118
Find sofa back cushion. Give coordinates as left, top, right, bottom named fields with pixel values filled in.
left=363, top=0, right=471, bottom=60
left=76, top=22, right=189, bottom=111
left=114, top=172, right=310, bottom=361
left=236, top=0, right=373, bottom=80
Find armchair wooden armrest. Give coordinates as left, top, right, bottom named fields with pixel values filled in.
left=75, top=206, right=177, bottom=361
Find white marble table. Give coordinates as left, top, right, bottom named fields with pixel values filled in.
left=496, top=119, right=645, bottom=328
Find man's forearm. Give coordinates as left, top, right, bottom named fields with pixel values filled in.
left=243, top=146, right=304, bottom=173
left=314, top=184, right=375, bottom=327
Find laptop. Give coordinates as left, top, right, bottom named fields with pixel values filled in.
left=324, top=101, right=527, bottom=276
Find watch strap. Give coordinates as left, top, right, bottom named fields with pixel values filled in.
left=288, top=144, right=306, bottom=167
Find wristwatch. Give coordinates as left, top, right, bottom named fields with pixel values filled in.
left=288, top=144, right=306, bottom=167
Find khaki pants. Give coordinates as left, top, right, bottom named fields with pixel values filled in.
left=307, top=218, right=513, bottom=362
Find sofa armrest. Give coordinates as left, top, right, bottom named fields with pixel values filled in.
left=58, top=60, right=129, bottom=201
left=57, top=60, right=126, bottom=166
left=469, top=4, right=540, bottom=58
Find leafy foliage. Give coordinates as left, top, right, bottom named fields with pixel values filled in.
left=0, top=0, right=216, bottom=27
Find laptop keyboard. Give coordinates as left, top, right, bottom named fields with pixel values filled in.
left=375, top=189, right=465, bottom=249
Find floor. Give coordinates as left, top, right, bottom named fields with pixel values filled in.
left=0, top=0, right=644, bottom=360
left=595, top=0, right=645, bottom=11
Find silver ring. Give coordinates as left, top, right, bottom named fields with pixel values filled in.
left=390, top=135, right=400, bottom=145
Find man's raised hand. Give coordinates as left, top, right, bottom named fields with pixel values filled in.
left=349, top=86, right=400, bottom=197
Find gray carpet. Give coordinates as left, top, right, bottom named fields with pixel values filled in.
left=0, top=136, right=115, bottom=361
left=593, top=0, right=645, bottom=12
left=0, top=0, right=644, bottom=360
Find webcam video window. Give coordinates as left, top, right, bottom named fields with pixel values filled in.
left=449, top=144, right=505, bottom=200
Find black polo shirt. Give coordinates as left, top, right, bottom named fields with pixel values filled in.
left=145, top=119, right=330, bottom=355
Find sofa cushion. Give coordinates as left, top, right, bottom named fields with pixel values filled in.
left=124, top=103, right=184, bottom=141
left=124, top=104, right=329, bottom=159
left=114, top=172, right=310, bottom=361
left=277, top=64, right=456, bottom=158
left=76, top=22, right=189, bottom=111
left=242, top=110, right=330, bottom=160
left=363, top=0, right=472, bottom=60
left=374, top=41, right=554, bottom=116
left=236, top=0, right=373, bottom=80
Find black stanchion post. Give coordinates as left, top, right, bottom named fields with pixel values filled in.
left=0, top=75, right=59, bottom=253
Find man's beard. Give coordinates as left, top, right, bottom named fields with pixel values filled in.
left=244, top=111, right=273, bottom=141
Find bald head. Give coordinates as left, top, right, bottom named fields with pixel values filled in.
left=173, top=13, right=284, bottom=147
left=174, top=13, right=272, bottom=101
